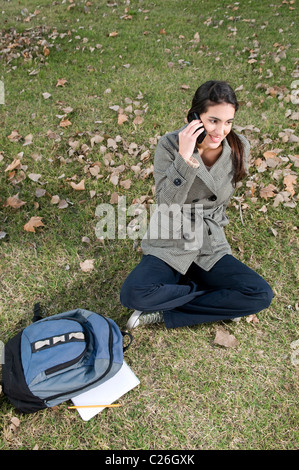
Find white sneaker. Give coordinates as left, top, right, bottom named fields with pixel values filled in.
left=126, top=310, right=163, bottom=329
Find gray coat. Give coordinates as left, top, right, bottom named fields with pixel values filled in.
left=141, top=127, right=250, bottom=274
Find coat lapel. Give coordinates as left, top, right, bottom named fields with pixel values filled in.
left=194, top=138, right=232, bottom=197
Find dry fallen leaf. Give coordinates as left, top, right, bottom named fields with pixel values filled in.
left=10, top=416, right=20, bottom=435
left=59, top=118, right=72, bottom=128
left=58, top=199, right=69, bottom=209
left=246, top=314, right=259, bottom=324
left=259, top=184, right=277, bottom=199
left=80, top=259, right=95, bottom=272
left=35, top=188, right=46, bottom=198
left=283, top=174, right=297, bottom=196
left=7, top=130, right=22, bottom=142
left=51, top=195, right=60, bottom=204
left=43, top=46, right=50, bottom=57
left=133, top=115, right=144, bottom=125
left=5, top=194, right=26, bottom=209
left=213, top=327, right=239, bottom=348
left=24, top=216, right=45, bottom=233
left=56, top=78, right=68, bottom=87
left=23, top=133, right=33, bottom=146
left=110, top=192, right=119, bottom=204
left=263, top=151, right=277, bottom=159
left=118, top=113, right=128, bottom=125
left=70, top=179, right=85, bottom=190
left=120, top=179, right=132, bottom=189
left=110, top=174, right=119, bottom=186
left=11, top=416, right=20, bottom=428
left=28, top=173, right=41, bottom=182
left=5, top=159, right=21, bottom=172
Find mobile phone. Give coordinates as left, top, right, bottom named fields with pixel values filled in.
left=187, top=112, right=207, bottom=144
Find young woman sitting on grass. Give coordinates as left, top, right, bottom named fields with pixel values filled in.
left=120, top=80, right=273, bottom=329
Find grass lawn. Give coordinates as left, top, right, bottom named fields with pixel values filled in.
left=0, top=0, right=298, bottom=450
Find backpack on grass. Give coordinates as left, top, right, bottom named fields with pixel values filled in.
left=1, top=305, right=132, bottom=414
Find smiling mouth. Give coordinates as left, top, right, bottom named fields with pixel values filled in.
left=209, top=135, right=222, bottom=143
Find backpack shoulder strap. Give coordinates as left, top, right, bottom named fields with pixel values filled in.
left=32, top=303, right=42, bottom=322
left=121, top=331, right=133, bottom=352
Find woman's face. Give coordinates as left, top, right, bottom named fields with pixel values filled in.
left=199, top=102, right=235, bottom=149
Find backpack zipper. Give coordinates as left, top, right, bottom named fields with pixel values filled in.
left=45, top=346, right=87, bottom=376
left=45, top=314, right=113, bottom=401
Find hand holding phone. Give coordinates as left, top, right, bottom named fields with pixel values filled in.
left=187, top=112, right=207, bottom=144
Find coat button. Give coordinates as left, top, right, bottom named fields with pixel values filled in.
left=209, top=194, right=217, bottom=201
left=173, top=178, right=182, bottom=186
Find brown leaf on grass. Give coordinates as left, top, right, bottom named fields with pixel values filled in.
left=11, top=416, right=20, bottom=429
left=10, top=416, right=20, bottom=435
left=24, top=216, right=45, bottom=233
left=107, top=138, right=118, bottom=150
left=89, top=165, right=101, bottom=177
left=5, top=159, right=21, bottom=172
left=118, top=113, right=128, bottom=125
left=120, top=179, right=132, bottom=189
left=23, top=133, right=33, bottom=146
left=110, top=192, right=120, bottom=204
left=51, top=195, right=60, bottom=204
left=289, top=155, right=299, bottom=168
left=62, top=106, right=73, bottom=114
left=35, top=188, right=47, bottom=198
left=43, top=46, right=50, bottom=57
left=59, top=118, right=72, bottom=127
left=56, top=78, right=68, bottom=87
left=8, top=170, right=26, bottom=186
left=283, top=174, right=297, bottom=196
left=246, top=314, right=259, bottom=324
left=133, top=115, right=144, bottom=125
left=110, top=174, right=119, bottom=186
left=5, top=194, right=26, bottom=209
left=70, top=179, right=85, bottom=190
left=46, top=130, right=61, bottom=142
left=259, top=184, right=277, bottom=199
left=90, top=134, right=104, bottom=147
left=263, top=151, right=277, bottom=160
left=109, top=31, right=118, bottom=37
left=58, top=199, right=69, bottom=209
left=213, top=327, right=239, bottom=348
left=28, top=173, right=41, bottom=182
left=7, top=130, right=22, bottom=142
left=262, top=150, right=282, bottom=168
left=80, top=259, right=95, bottom=272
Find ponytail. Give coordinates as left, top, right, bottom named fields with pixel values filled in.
left=226, top=130, right=246, bottom=184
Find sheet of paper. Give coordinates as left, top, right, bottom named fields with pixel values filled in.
left=71, top=361, right=140, bottom=421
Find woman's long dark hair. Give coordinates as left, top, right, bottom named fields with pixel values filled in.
left=187, top=80, right=246, bottom=184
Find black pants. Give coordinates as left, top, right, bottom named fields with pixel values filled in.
left=120, top=254, right=273, bottom=328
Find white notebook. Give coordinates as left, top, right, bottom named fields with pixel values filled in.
left=71, top=361, right=140, bottom=421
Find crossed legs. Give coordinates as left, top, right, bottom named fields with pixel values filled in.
left=120, top=254, right=273, bottom=329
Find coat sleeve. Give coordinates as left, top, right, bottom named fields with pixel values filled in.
left=154, top=133, right=199, bottom=206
